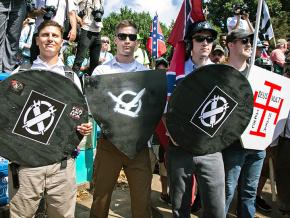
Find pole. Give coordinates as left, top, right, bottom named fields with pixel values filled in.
left=249, top=0, right=263, bottom=75
left=269, top=156, right=277, bottom=201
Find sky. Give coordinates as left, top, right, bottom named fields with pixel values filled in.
left=103, top=0, right=184, bottom=27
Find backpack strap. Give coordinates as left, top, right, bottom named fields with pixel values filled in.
left=24, top=25, right=33, bottom=44
left=64, top=65, right=75, bottom=82
left=19, top=62, right=32, bottom=72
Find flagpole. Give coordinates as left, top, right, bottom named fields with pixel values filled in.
left=250, top=0, right=278, bottom=202
left=249, top=0, right=263, bottom=72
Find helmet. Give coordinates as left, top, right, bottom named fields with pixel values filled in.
left=187, top=21, right=218, bottom=40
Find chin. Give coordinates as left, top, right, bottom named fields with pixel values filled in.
left=200, top=53, right=210, bottom=58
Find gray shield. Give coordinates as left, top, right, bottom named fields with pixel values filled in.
left=0, top=70, right=88, bottom=167
left=84, top=69, right=167, bottom=158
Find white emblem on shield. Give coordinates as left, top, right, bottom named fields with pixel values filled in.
left=23, top=100, right=57, bottom=135
left=108, top=88, right=146, bottom=118
left=190, top=86, right=238, bottom=137
left=199, top=95, right=229, bottom=128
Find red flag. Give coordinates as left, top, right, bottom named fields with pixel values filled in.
left=168, top=0, right=205, bottom=46
left=146, top=15, right=167, bottom=59
left=167, top=0, right=205, bottom=98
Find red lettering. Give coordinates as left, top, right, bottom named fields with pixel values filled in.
left=250, top=81, right=283, bottom=137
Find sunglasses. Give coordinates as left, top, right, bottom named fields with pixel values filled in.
left=102, top=40, right=109, bottom=44
left=235, top=37, right=252, bottom=45
left=117, top=33, right=137, bottom=41
left=192, top=35, right=214, bottom=43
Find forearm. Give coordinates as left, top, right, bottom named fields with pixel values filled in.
left=232, top=16, right=241, bottom=30
left=245, top=18, right=254, bottom=33
left=69, top=11, right=77, bottom=31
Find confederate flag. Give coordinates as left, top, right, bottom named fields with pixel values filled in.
left=146, top=15, right=167, bottom=60
left=166, top=0, right=205, bottom=99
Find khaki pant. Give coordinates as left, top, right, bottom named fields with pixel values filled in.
left=90, top=138, right=152, bottom=218
left=9, top=158, right=76, bottom=218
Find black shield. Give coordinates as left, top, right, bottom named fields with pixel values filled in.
left=85, top=70, right=167, bottom=158
left=166, top=64, right=253, bottom=155
left=0, top=70, right=88, bottom=167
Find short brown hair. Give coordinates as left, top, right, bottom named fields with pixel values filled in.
left=115, top=20, right=138, bottom=35
left=37, top=20, right=63, bottom=37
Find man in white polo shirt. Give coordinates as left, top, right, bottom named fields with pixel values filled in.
left=9, top=20, right=92, bottom=218
left=90, top=20, right=152, bottom=218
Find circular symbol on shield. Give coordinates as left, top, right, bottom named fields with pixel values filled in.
left=190, top=86, right=238, bottom=138
left=12, top=90, right=66, bottom=145
left=199, top=95, right=229, bottom=128
left=23, top=100, right=56, bottom=135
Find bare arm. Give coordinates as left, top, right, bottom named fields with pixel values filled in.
left=232, top=15, right=241, bottom=31
left=68, top=10, right=77, bottom=42
left=243, top=13, right=254, bottom=33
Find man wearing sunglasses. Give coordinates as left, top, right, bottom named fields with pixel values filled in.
left=91, top=20, right=151, bottom=218
left=222, top=29, right=267, bottom=218
left=167, top=21, right=227, bottom=218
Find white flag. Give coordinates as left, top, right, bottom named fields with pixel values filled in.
left=260, top=0, right=274, bottom=40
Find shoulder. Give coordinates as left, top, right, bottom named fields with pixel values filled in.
left=92, top=60, right=113, bottom=75
left=270, top=49, right=279, bottom=58
left=22, top=25, right=30, bottom=32
left=134, top=60, right=148, bottom=71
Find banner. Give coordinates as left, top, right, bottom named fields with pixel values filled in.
left=241, top=66, right=290, bottom=150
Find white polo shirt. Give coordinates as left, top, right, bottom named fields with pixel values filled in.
left=92, top=57, right=148, bottom=75
left=32, top=56, right=82, bottom=91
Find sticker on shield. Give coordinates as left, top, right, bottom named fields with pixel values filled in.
left=7, top=79, right=25, bottom=95
left=69, top=105, right=84, bottom=120
left=190, top=86, right=238, bottom=137
left=12, top=90, right=66, bottom=145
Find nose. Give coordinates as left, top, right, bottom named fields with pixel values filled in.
left=47, top=33, right=54, bottom=41
left=201, top=39, right=209, bottom=45
left=124, top=36, right=130, bottom=43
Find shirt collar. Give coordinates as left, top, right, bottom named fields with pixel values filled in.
left=33, top=56, right=65, bottom=68
left=111, top=57, right=137, bottom=67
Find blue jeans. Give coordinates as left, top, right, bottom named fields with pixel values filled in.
left=167, top=144, right=225, bottom=218
left=223, top=145, right=266, bottom=218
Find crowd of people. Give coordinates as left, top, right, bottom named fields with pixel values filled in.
left=0, top=1, right=290, bottom=218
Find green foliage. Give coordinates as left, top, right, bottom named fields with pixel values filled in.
left=271, top=11, right=290, bottom=39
